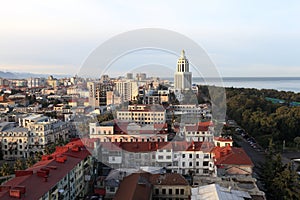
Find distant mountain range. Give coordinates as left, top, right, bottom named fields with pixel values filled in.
left=0, top=71, right=71, bottom=79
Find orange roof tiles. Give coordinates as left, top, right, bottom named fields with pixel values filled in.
left=214, top=137, right=233, bottom=142
left=100, top=141, right=213, bottom=152
left=0, top=140, right=92, bottom=200
left=185, top=125, right=208, bottom=132
left=149, top=173, right=188, bottom=186
left=212, top=146, right=253, bottom=166
left=114, top=172, right=152, bottom=200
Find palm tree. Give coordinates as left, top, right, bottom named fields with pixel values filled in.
left=34, top=152, right=42, bottom=162
left=0, top=162, right=12, bottom=176
left=14, top=159, right=25, bottom=171
left=25, top=157, right=35, bottom=168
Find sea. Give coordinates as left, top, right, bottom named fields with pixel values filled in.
left=164, top=77, right=300, bottom=93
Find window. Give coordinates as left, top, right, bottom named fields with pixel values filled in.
left=182, top=162, right=185, bottom=167
left=189, top=162, right=192, bottom=167
left=155, top=188, right=159, bottom=194
left=180, top=189, right=184, bottom=195
left=196, top=161, right=199, bottom=166
left=203, top=161, right=209, bottom=166
left=182, top=154, right=185, bottom=158
left=166, top=156, right=171, bottom=159
left=169, top=189, right=172, bottom=195
left=176, top=189, right=179, bottom=195
left=189, top=154, right=192, bottom=158
left=109, top=187, right=115, bottom=192
left=158, top=156, right=163, bottom=160
left=162, top=189, right=166, bottom=194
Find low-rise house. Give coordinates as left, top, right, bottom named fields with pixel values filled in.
left=193, top=175, right=266, bottom=199
left=212, top=146, right=254, bottom=176
left=191, top=183, right=252, bottom=200
left=114, top=172, right=152, bottom=200
left=150, top=173, right=190, bottom=200
left=114, top=172, right=190, bottom=200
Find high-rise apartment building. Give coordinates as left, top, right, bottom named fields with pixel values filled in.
left=115, top=80, right=140, bottom=102
left=87, top=81, right=113, bottom=108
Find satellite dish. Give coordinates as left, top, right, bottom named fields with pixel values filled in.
left=58, top=189, right=64, bottom=193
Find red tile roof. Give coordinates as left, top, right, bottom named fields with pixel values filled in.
left=149, top=173, right=188, bottom=186
left=101, top=141, right=214, bottom=153
left=113, top=172, right=152, bottom=200
left=185, top=125, right=208, bottom=132
left=214, top=137, right=233, bottom=142
left=0, top=140, right=91, bottom=200
left=212, top=146, right=253, bottom=166
left=114, top=172, right=188, bottom=200
left=198, top=121, right=213, bottom=127
left=114, top=122, right=168, bottom=135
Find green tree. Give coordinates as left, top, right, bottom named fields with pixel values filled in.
left=14, top=159, right=25, bottom=171
left=272, top=163, right=300, bottom=200
left=260, top=140, right=300, bottom=199
left=34, top=152, right=42, bottom=162
left=0, top=162, right=12, bottom=176
left=294, top=136, right=300, bottom=150
left=45, top=144, right=56, bottom=155
left=25, top=157, right=35, bottom=168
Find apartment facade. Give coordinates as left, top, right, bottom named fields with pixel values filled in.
left=117, top=104, right=166, bottom=125
left=0, top=116, right=69, bottom=160
left=0, top=139, right=94, bottom=199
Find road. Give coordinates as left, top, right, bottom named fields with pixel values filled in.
left=233, top=134, right=266, bottom=190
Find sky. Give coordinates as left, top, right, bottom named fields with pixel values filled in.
left=0, top=0, right=300, bottom=77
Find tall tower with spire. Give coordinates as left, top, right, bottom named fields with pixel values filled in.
left=174, top=50, right=192, bottom=90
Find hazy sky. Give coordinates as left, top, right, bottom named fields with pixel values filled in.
left=1, top=0, right=300, bottom=77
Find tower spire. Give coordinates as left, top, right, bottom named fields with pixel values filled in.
left=181, top=49, right=185, bottom=58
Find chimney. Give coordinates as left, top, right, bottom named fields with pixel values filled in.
left=9, top=189, right=21, bottom=198
left=15, top=170, right=33, bottom=177
left=14, top=186, right=26, bottom=194
left=227, top=186, right=232, bottom=193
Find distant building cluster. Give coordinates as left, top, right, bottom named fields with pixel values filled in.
left=0, top=50, right=266, bottom=199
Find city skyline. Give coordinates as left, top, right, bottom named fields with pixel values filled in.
left=1, top=1, right=300, bottom=77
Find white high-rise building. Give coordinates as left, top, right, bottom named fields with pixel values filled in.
left=115, top=80, right=141, bottom=102
left=174, top=50, right=192, bottom=90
